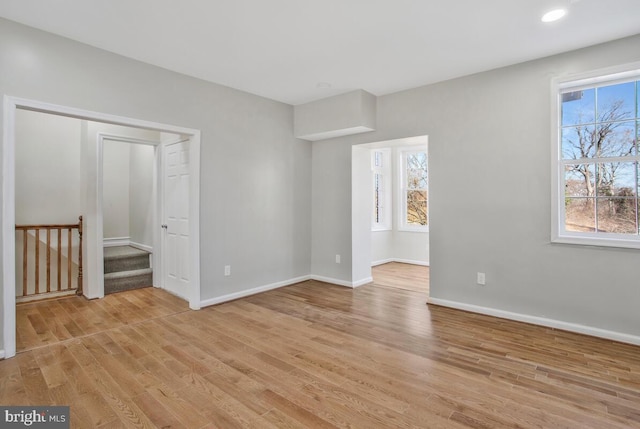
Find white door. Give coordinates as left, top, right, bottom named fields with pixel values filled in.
left=163, top=140, right=190, bottom=299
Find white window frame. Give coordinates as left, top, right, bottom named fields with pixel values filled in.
left=551, top=62, right=640, bottom=249
left=371, top=148, right=392, bottom=231
left=398, top=146, right=429, bottom=232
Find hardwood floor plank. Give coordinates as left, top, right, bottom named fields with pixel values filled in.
left=5, top=270, right=640, bottom=428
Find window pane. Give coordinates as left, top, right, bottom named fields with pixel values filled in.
left=374, top=173, right=384, bottom=223
left=565, top=198, right=595, bottom=232
left=596, top=162, right=636, bottom=197
left=406, top=152, right=428, bottom=189
left=565, top=164, right=595, bottom=197
left=373, top=151, right=383, bottom=168
left=561, top=125, right=595, bottom=159
left=562, top=88, right=595, bottom=126
left=596, top=198, right=637, bottom=234
left=597, top=81, right=635, bottom=122
left=406, top=190, right=427, bottom=226
left=596, top=121, right=635, bottom=157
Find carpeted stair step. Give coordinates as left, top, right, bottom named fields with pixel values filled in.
left=104, top=268, right=153, bottom=295
left=104, top=247, right=150, bottom=273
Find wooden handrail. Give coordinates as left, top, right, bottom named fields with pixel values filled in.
left=15, top=215, right=83, bottom=300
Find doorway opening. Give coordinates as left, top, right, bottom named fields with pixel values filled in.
left=351, top=136, right=429, bottom=294
left=2, top=96, right=201, bottom=359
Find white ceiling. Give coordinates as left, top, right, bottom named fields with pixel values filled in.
left=1, top=0, right=639, bottom=105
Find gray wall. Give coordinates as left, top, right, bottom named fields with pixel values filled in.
left=312, top=34, right=640, bottom=337
left=129, top=144, right=155, bottom=248
left=102, top=140, right=131, bottom=239
left=0, top=18, right=312, bottom=349
left=14, top=110, right=81, bottom=225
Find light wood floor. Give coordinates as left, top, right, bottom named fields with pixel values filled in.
left=4, top=280, right=640, bottom=428
left=372, top=262, right=429, bottom=294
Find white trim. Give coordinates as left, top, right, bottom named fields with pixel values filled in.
left=428, top=297, right=640, bottom=346
left=200, top=275, right=312, bottom=308
left=372, top=258, right=429, bottom=267
left=311, top=275, right=354, bottom=288
left=103, top=237, right=131, bottom=247
left=130, top=241, right=153, bottom=253
left=97, top=132, right=161, bottom=298
left=309, top=275, right=370, bottom=288
left=352, top=277, right=373, bottom=288
left=0, top=350, right=5, bottom=359
left=2, top=96, right=17, bottom=359
left=392, top=258, right=429, bottom=266
left=2, top=96, right=202, bottom=359
left=189, top=134, right=201, bottom=310
left=16, top=290, right=77, bottom=304
left=371, top=258, right=395, bottom=266
left=102, top=238, right=153, bottom=253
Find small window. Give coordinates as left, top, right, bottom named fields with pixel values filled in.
left=371, top=149, right=391, bottom=231
left=399, top=148, right=428, bottom=231
left=553, top=66, right=640, bottom=248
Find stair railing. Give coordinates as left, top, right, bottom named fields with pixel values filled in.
left=15, top=215, right=83, bottom=301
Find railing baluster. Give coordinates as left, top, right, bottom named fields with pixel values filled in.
left=67, top=228, right=72, bottom=290
left=34, top=228, right=40, bottom=294
left=57, top=228, right=62, bottom=292
left=77, top=216, right=83, bottom=296
left=46, top=229, right=51, bottom=293
left=22, top=229, right=27, bottom=297
left=15, top=220, right=84, bottom=301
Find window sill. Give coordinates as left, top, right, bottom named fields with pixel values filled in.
left=397, top=227, right=429, bottom=233
left=552, top=234, right=640, bottom=250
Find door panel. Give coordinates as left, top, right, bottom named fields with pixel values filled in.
left=163, top=140, right=190, bottom=299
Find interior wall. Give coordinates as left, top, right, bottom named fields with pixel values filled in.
left=102, top=140, right=130, bottom=239
left=14, top=110, right=81, bottom=224
left=313, top=33, right=640, bottom=338
left=0, top=17, right=312, bottom=350
left=129, top=144, right=154, bottom=248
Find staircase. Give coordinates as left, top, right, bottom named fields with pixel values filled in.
left=104, top=246, right=152, bottom=295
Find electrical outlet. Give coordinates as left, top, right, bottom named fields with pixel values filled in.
left=477, top=272, right=486, bottom=285
left=224, top=265, right=231, bottom=276
left=335, top=254, right=341, bottom=264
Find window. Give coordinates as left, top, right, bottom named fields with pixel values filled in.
left=371, top=149, right=391, bottom=231
left=400, top=148, right=428, bottom=231
left=553, top=66, right=640, bottom=248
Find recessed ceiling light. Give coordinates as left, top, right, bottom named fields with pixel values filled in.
left=541, top=8, right=567, bottom=22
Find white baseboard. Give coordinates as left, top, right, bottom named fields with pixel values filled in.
left=0, top=349, right=5, bottom=359
left=372, top=258, right=429, bottom=267
left=394, top=258, right=429, bottom=266
left=103, top=237, right=131, bottom=247
left=352, top=277, right=373, bottom=288
left=428, top=297, right=640, bottom=346
left=200, top=275, right=311, bottom=308
left=103, top=238, right=153, bottom=253
left=130, top=241, right=153, bottom=253
left=199, top=273, right=377, bottom=309
left=371, top=258, right=394, bottom=266
left=310, top=275, right=367, bottom=288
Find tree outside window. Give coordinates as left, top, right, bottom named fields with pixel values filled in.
left=556, top=71, right=640, bottom=248
left=561, top=80, right=639, bottom=236
left=401, top=149, right=428, bottom=230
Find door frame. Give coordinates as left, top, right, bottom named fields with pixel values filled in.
left=98, top=133, right=161, bottom=298
left=2, top=95, right=201, bottom=359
